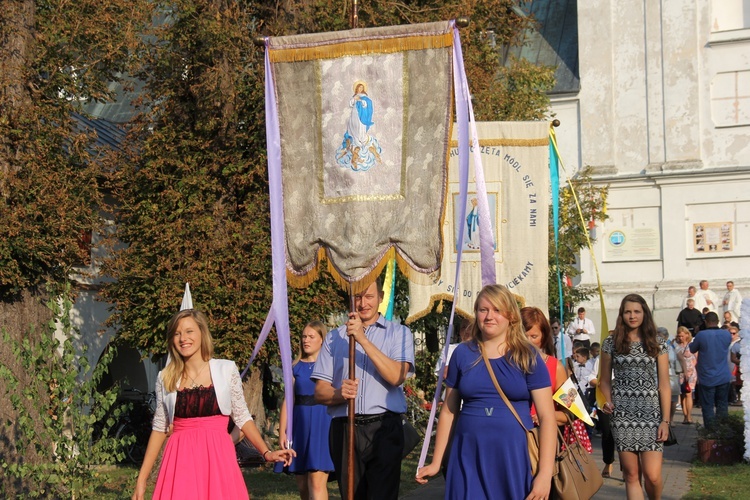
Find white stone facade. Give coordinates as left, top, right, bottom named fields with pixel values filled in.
left=551, top=0, right=750, bottom=332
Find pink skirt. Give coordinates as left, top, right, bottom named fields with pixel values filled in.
left=153, top=415, right=249, bottom=500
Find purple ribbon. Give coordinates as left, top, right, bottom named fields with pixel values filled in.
left=261, top=42, right=295, bottom=445
left=416, top=21, right=473, bottom=470
left=240, top=303, right=276, bottom=380
left=466, top=102, right=496, bottom=287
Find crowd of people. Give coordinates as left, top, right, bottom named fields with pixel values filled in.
left=131, top=278, right=743, bottom=500
left=675, top=280, right=743, bottom=422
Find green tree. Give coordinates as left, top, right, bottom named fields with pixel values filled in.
left=99, top=0, right=346, bottom=372
left=0, top=285, right=129, bottom=498
left=0, top=0, right=153, bottom=302
left=548, top=167, right=609, bottom=324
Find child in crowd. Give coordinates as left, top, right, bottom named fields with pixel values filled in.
left=574, top=347, right=598, bottom=410
left=589, top=342, right=601, bottom=378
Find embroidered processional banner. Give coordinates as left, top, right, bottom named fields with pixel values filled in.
left=406, top=121, right=550, bottom=322
left=267, top=22, right=454, bottom=289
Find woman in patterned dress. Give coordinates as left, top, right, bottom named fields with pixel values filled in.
left=673, top=326, right=697, bottom=424
left=599, top=294, right=670, bottom=500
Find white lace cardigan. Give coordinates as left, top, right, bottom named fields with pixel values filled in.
left=151, top=358, right=253, bottom=432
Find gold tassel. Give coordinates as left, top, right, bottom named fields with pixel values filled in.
left=403, top=293, right=477, bottom=324
left=270, top=33, right=453, bottom=64
left=323, top=248, right=391, bottom=295
left=286, top=247, right=328, bottom=288
left=289, top=245, right=448, bottom=295
left=286, top=267, right=319, bottom=289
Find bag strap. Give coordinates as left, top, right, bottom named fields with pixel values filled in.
left=480, top=344, right=528, bottom=431
left=560, top=412, right=585, bottom=448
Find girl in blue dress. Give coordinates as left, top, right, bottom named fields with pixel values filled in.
left=277, top=320, right=334, bottom=499
left=416, top=285, right=557, bottom=499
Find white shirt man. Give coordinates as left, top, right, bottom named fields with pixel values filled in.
left=696, top=280, right=720, bottom=313
left=723, top=281, right=742, bottom=322
left=680, top=286, right=698, bottom=310
left=551, top=319, right=573, bottom=360
left=566, top=307, right=595, bottom=347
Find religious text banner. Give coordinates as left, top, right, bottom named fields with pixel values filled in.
left=407, top=121, right=550, bottom=322
left=268, top=22, right=454, bottom=288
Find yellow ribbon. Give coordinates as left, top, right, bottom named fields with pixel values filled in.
left=549, top=127, right=609, bottom=407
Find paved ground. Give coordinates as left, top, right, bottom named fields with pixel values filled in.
left=401, top=407, right=703, bottom=499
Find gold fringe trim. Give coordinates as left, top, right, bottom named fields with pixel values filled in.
left=287, top=268, right=318, bottom=289
left=515, top=293, right=527, bottom=309
left=449, top=137, right=548, bottom=148
left=403, top=291, right=526, bottom=324
left=286, top=247, right=328, bottom=289
left=404, top=293, right=475, bottom=324
left=270, top=33, right=453, bottom=63
left=287, top=246, right=444, bottom=295
left=329, top=247, right=396, bottom=295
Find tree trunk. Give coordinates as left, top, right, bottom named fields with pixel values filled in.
left=0, top=0, right=35, bottom=196
left=0, top=289, right=53, bottom=494
left=242, top=367, right=270, bottom=438
left=0, top=0, right=34, bottom=113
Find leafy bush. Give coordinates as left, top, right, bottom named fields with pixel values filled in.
left=697, top=412, right=745, bottom=441
left=0, top=285, right=130, bottom=498
left=411, top=348, right=441, bottom=403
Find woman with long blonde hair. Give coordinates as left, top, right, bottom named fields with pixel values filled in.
left=133, top=309, right=295, bottom=500
left=417, top=285, right=556, bottom=499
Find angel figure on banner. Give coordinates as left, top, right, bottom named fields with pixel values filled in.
left=336, top=80, right=382, bottom=172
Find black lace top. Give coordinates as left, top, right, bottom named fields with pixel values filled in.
left=174, top=385, right=221, bottom=418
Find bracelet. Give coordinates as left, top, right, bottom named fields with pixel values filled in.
left=661, top=420, right=669, bottom=424
left=263, top=450, right=272, bottom=460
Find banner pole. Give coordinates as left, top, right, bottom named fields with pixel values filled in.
left=347, top=284, right=356, bottom=500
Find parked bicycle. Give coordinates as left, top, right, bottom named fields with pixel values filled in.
left=115, top=388, right=156, bottom=465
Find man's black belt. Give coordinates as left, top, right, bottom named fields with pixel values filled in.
left=334, top=411, right=400, bottom=426
left=295, top=395, right=317, bottom=406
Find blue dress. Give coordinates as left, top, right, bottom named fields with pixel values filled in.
left=444, top=342, right=550, bottom=499
left=275, top=361, right=334, bottom=474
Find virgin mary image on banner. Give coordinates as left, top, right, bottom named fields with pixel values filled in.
left=267, top=21, right=454, bottom=284
left=336, top=80, right=382, bottom=171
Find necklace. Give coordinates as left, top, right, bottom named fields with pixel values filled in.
left=301, top=358, right=316, bottom=368
left=183, top=362, right=209, bottom=389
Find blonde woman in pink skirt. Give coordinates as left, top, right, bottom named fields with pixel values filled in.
left=132, top=309, right=295, bottom=499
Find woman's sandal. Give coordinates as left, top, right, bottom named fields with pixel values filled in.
left=601, top=465, right=612, bottom=478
